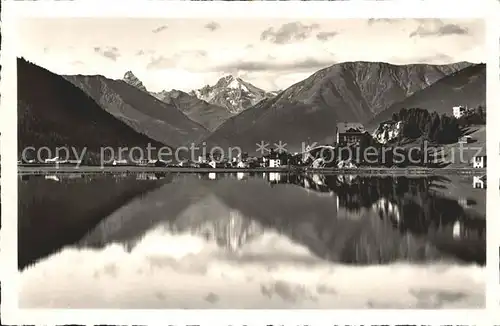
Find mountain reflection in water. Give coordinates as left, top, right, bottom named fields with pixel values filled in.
left=18, top=172, right=486, bottom=308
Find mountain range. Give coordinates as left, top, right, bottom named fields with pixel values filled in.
left=17, top=58, right=486, bottom=158
left=126, top=72, right=276, bottom=131
left=17, top=58, right=168, bottom=162
left=366, top=63, right=486, bottom=129
left=63, top=74, right=209, bottom=147
left=187, top=75, right=278, bottom=114
left=205, top=61, right=484, bottom=153
left=150, top=88, right=234, bottom=132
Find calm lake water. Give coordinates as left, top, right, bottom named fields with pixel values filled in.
left=18, top=172, right=486, bottom=308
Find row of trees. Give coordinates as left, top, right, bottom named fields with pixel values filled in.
left=391, top=108, right=461, bottom=144
left=389, top=105, right=486, bottom=144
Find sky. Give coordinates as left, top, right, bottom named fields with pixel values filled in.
left=18, top=18, right=484, bottom=92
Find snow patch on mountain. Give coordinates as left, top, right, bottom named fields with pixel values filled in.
left=121, top=72, right=277, bottom=115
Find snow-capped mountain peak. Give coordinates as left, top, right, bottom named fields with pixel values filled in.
left=123, top=71, right=148, bottom=92
left=215, top=75, right=243, bottom=89
left=189, top=75, right=276, bottom=114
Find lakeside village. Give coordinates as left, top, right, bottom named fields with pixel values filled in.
left=20, top=106, right=487, bottom=172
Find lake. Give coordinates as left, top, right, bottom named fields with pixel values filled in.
left=18, top=172, right=486, bottom=309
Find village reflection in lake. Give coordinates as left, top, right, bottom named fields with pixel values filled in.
left=18, top=172, right=486, bottom=309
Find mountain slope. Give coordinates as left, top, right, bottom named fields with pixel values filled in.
left=17, top=58, right=168, bottom=162
left=367, top=63, right=486, bottom=130
left=205, top=61, right=473, bottom=153
left=121, top=71, right=233, bottom=131
left=64, top=74, right=209, bottom=148
left=190, top=75, right=276, bottom=114
left=153, top=89, right=234, bottom=131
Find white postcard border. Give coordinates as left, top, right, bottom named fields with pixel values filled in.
left=0, top=0, right=496, bottom=325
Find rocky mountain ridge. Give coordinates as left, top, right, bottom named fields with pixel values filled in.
left=17, top=58, right=168, bottom=163
left=64, top=73, right=209, bottom=147
left=204, top=61, right=478, bottom=153
left=122, top=72, right=275, bottom=130
left=189, top=75, right=277, bottom=114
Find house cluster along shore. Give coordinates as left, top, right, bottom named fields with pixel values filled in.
left=18, top=105, right=487, bottom=175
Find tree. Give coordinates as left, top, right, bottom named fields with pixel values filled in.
left=428, top=112, right=441, bottom=142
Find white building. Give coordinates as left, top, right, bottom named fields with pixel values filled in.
left=473, top=176, right=486, bottom=189
left=458, top=135, right=473, bottom=144
left=208, top=160, right=217, bottom=168
left=453, top=106, right=467, bottom=119
left=261, top=157, right=268, bottom=167
left=472, top=155, right=486, bottom=168
left=138, top=159, right=149, bottom=166
left=269, top=158, right=281, bottom=168
left=237, top=161, right=247, bottom=168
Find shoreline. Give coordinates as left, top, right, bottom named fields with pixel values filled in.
left=18, top=165, right=486, bottom=175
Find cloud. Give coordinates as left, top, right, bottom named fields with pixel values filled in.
left=260, top=22, right=320, bottom=44
left=94, top=46, right=120, bottom=61
left=316, top=31, right=338, bottom=41
left=147, top=55, right=174, bottom=70
left=413, top=53, right=455, bottom=64
left=409, top=289, right=469, bottom=308
left=409, top=22, right=469, bottom=38
left=152, top=25, right=168, bottom=33
left=204, top=292, right=220, bottom=304
left=147, top=50, right=208, bottom=70
left=213, top=57, right=334, bottom=73
left=204, top=22, right=220, bottom=32
left=367, top=18, right=471, bottom=38
left=367, top=18, right=408, bottom=25
left=260, top=280, right=313, bottom=303
left=137, top=49, right=156, bottom=57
